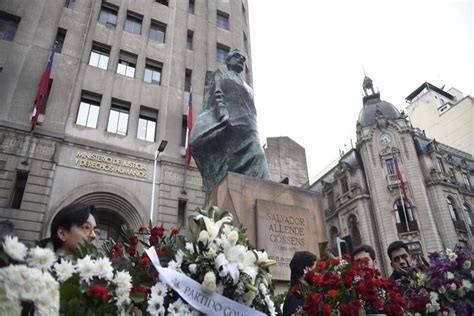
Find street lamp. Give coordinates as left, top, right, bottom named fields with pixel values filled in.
left=150, top=140, right=168, bottom=223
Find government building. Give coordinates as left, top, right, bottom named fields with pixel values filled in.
left=309, top=77, right=474, bottom=275
left=0, top=0, right=252, bottom=243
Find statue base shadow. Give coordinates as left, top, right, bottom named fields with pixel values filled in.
left=206, top=172, right=327, bottom=281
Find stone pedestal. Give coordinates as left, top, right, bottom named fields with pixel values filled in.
left=207, top=172, right=327, bottom=280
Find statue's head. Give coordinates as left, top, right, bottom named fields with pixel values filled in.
left=225, top=49, right=246, bottom=73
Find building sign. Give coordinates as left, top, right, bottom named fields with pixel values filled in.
left=75, top=151, right=148, bottom=178
left=256, top=200, right=310, bottom=280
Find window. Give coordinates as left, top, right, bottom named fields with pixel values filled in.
left=327, top=191, right=335, bottom=211
left=216, top=44, right=230, bottom=64
left=40, top=79, right=53, bottom=114
left=155, top=0, right=169, bottom=6
left=137, top=107, right=157, bottom=142
left=340, top=175, right=349, bottom=193
left=117, top=51, right=137, bottom=78
left=243, top=32, right=248, bottom=53
left=447, top=197, right=460, bottom=221
left=0, top=11, right=20, bottom=41
left=88, top=42, right=110, bottom=70
left=188, top=0, right=195, bottom=14
left=449, top=167, right=457, bottom=182
left=178, top=200, right=187, bottom=227
left=55, top=28, right=66, bottom=53
left=65, top=0, right=76, bottom=9
left=149, top=20, right=166, bottom=43
left=185, top=69, right=192, bottom=92
left=348, top=215, right=361, bottom=247
left=463, top=203, right=474, bottom=233
left=386, top=158, right=395, bottom=175
left=98, top=4, right=118, bottom=27
left=462, top=173, right=471, bottom=190
left=436, top=157, right=446, bottom=173
left=186, top=30, right=193, bottom=50
left=216, top=11, right=229, bottom=30
left=76, top=92, right=101, bottom=128
left=144, top=59, right=162, bottom=85
left=181, top=115, right=187, bottom=146
left=394, top=199, right=418, bottom=233
left=10, top=171, right=28, bottom=209
left=124, top=12, right=142, bottom=35
left=107, top=100, right=130, bottom=135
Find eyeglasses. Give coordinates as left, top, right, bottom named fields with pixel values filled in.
left=79, top=223, right=100, bottom=236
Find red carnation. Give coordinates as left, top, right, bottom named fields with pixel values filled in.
left=304, top=269, right=315, bottom=283
left=127, top=246, right=136, bottom=256
left=291, top=283, right=301, bottom=294
left=151, top=226, right=165, bottom=237
left=130, top=285, right=148, bottom=300
left=113, top=243, right=122, bottom=251
left=328, top=289, right=338, bottom=297
left=89, top=284, right=109, bottom=301
left=331, top=258, right=341, bottom=266
left=312, top=273, right=324, bottom=284
left=303, top=293, right=323, bottom=315
left=316, top=261, right=327, bottom=271
left=140, top=253, right=151, bottom=265
left=129, top=235, right=139, bottom=246
left=111, top=250, right=121, bottom=258
left=171, top=227, right=180, bottom=235
left=339, top=302, right=355, bottom=316
left=138, top=225, right=148, bottom=233
left=321, top=304, right=332, bottom=314
left=149, top=234, right=158, bottom=246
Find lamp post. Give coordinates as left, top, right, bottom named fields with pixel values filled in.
left=150, top=140, right=168, bottom=224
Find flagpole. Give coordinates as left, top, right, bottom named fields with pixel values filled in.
left=391, top=147, right=410, bottom=232
left=21, top=131, right=35, bottom=165
left=23, top=42, right=57, bottom=165
left=181, top=88, right=193, bottom=194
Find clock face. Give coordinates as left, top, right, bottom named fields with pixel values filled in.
left=380, top=133, right=392, bottom=145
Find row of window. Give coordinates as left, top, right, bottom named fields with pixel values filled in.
left=77, top=91, right=188, bottom=146
left=87, top=43, right=192, bottom=91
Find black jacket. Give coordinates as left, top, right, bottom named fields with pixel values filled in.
left=283, top=288, right=304, bottom=316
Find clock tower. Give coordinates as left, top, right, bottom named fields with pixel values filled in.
left=355, top=76, right=443, bottom=271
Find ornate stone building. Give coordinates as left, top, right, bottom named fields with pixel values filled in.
left=0, top=0, right=252, bottom=243
left=310, top=77, right=474, bottom=275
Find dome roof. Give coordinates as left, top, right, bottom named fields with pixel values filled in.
left=357, top=98, right=402, bottom=127
left=357, top=76, right=402, bottom=127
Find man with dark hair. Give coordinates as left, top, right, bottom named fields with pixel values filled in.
left=387, top=240, right=412, bottom=280
left=283, top=251, right=317, bottom=316
left=352, top=244, right=378, bottom=269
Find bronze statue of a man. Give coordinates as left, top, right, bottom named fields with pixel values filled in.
left=189, top=49, right=271, bottom=192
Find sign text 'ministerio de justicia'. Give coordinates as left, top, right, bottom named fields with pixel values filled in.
left=75, top=151, right=148, bottom=178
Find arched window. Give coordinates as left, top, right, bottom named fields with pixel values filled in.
left=463, top=203, right=474, bottom=234
left=94, top=208, right=127, bottom=247
left=348, top=215, right=361, bottom=247
left=447, top=197, right=459, bottom=221
left=394, top=199, right=418, bottom=233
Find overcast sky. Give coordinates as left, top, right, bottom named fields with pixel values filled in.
left=248, top=0, right=473, bottom=181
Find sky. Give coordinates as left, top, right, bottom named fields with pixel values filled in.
left=248, top=0, right=473, bottom=182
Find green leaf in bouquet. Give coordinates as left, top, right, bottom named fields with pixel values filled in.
left=60, top=275, right=81, bottom=300
left=130, top=292, right=146, bottom=304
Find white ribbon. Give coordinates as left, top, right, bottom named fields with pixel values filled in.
left=145, top=247, right=266, bottom=316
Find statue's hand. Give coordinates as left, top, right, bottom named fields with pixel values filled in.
left=217, top=105, right=229, bottom=123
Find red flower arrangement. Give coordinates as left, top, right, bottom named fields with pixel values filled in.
left=296, top=255, right=405, bottom=316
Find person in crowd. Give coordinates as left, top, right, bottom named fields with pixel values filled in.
left=44, top=203, right=98, bottom=255
left=283, top=251, right=317, bottom=316
left=352, top=244, right=378, bottom=270
left=387, top=240, right=413, bottom=280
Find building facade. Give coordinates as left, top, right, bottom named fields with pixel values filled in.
left=310, top=78, right=474, bottom=275
left=0, top=0, right=252, bottom=243
left=405, top=82, right=474, bottom=156
left=264, top=136, right=309, bottom=187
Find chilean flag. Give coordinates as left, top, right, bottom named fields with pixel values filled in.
left=185, top=88, right=193, bottom=165
left=393, top=151, right=408, bottom=201
left=31, top=44, right=56, bottom=131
